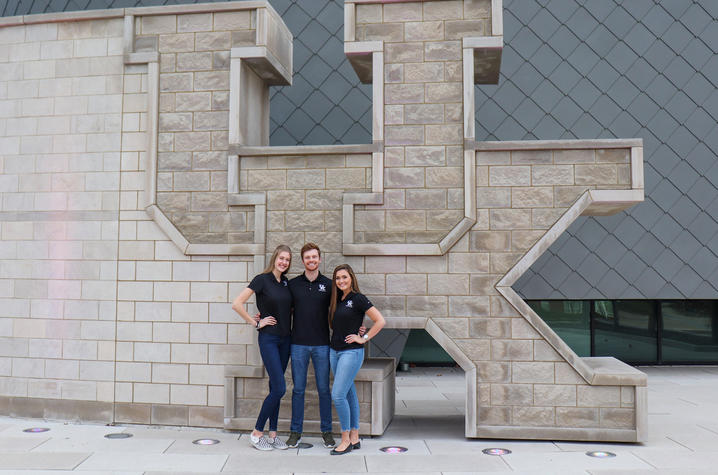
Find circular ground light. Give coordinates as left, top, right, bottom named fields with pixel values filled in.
left=482, top=448, right=512, bottom=456
left=380, top=446, right=408, bottom=453
left=586, top=451, right=616, bottom=458
left=23, top=427, right=50, bottom=433
left=105, top=433, right=133, bottom=439
left=297, top=442, right=313, bottom=449
left=193, top=438, right=220, bottom=445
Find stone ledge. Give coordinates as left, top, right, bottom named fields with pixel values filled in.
left=477, top=425, right=639, bottom=443
left=0, top=396, right=112, bottom=423
left=470, top=138, right=643, bottom=151
left=232, top=143, right=380, bottom=156
left=583, top=357, right=647, bottom=386
left=224, top=365, right=265, bottom=378
left=356, top=357, right=395, bottom=381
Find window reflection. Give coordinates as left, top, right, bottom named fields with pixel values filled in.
left=528, top=300, right=590, bottom=357
left=661, top=301, right=718, bottom=362
left=593, top=300, right=657, bottom=363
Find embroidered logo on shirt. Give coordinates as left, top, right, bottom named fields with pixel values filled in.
left=318, top=284, right=326, bottom=292
left=346, top=300, right=353, bottom=308
left=283, top=281, right=287, bottom=286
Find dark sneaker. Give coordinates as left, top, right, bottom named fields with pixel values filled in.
left=286, top=431, right=301, bottom=448
left=322, top=431, right=336, bottom=448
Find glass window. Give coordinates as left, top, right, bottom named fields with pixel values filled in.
left=661, top=301, right=718, bottom=362
left=528, top=300, right=590, bottom=357
left=593, top=300, right=657, bottom=363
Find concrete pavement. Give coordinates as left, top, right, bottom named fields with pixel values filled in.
left=0, top=366, right=716, bottom=474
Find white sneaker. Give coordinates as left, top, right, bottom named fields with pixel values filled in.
left=250, top=433, right=273, bottom=451
left=269, top=436, right=288, bottom=450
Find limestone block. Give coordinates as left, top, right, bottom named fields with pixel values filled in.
left=533, top=340, right=562, bottom=362
left=385, top=43, right=424, bottom=63
left=306, top=190, right=343, bottom=210
left=386, top=210, right=426, bottom=231
left=491, top=383, right=533, bottom=405
left=424, top=41, right=461, bottom=61
left=513, top=406, right=555, bottom=427
left=575, top=164, right=617, bottom=185
left=406, top=295, right=447, bottom=316
left=510, top=230, right=544, bottom=251
left=285, top=211, right=324, bottom=231
left=621, top=386, right=635, bottom=407
left=556, top=407, right=599, bottom=428
left=406, top=189, right=446, bottom=209
left=489, top=166, right=530, bottom=186
left=425, top=82, right=462, bottom=103
left=555, top=362, right=585, bottom=384
left=195, top=32, right=231, bottom=51
left=178, top=13, right=213, bottom=33
left=490, top=252, right=522, bottom=274
left=455, top=338, right=490, bottom=360
left=385, top=84, right=425, bottom=104
left=405, top=21, right=444, bottom=42
left=491, top=339, right=532, bottom=361
left=555, top=186, right=589, bottom=206
left=470, top=231, right=510, bottom=252
left=385, top=105, right=404, bottom=125
left=577, top=386, right=620, bottom=407
left=382, top=272, right=424, bottom=294
left=596, top=148, right=630, bottom=163
left=470, top=274, right=500, bottom=296
left=535, top=384, right=576, bottom=407
left=532, top=165, right=574, bottom=185
left=426, top=124, right=462, bottom=145
left=326, top=168, right=366, bottom=189
left=428, top=274, right=469, bottom=295
left=385, top=167, right=424, bottom=188
left=404, top=104, right=444, bottom=124
left=449, top=295, right=489, bottom=316
left=532, top=208, right=564, bottom=229
left=176, top=92, right=211, bottom=111
left=554, top=149, right=595, bottom=164
left=171, top=343, right=208, bottom=364
left=426, top=167, right=462, bottom=187
left=445, top=20, right=487, bottom=39
left=362, top=23, right=404, bottom=42
left=159, top=34, right=195, bottom=53
left=477, top=362, right=509, bottom=383
left=194, top=111, right=228, bottom=131
left=477, top=187, right=510, bottom=208
left=406, top=255, right=447, bottom=273
left=177, top=52, right=213, bottom=71
left=356, top=4, right=382, bottom=23
left=448, top=252, right=489, bottom=273
left=511, top=362, right=554, bottom=383
left=479, top=406, right=510, bottom=425
left=513, top=319, right=541, bottom=342
left=355, top=210, right=386, bottom=232
left=385, top=64, right=403, bottom=83
left=267, top=190, right=303, bottom=210
left=160, top=73, right=193, bottom=92
left=424, top=0, right=463, bottom=20
left=490, top=209, right=531, bottom=230
left=247, top=170, right=286, bottom=191
left=383, top=2, right=422, bottom=22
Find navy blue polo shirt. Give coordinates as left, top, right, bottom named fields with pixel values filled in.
left=330, top=292, right=373, bottom=351
left=248, top=272, right=292, bottom=337
left=288, top=272, right=332, bottom=346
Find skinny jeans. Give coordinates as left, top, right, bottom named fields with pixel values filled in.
left=255, top=332, right=291, bottom=432
left=329, top=347, right=364, bottom=432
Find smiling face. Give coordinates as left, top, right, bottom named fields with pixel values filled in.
left=274, top=251, right=291, bottom=274
left=335, top=269, right=352, bottom=293
left=302, top=248, right=320, bottom=272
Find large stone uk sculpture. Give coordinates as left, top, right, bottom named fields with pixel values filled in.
left=0, top=0, right=646, bottom=441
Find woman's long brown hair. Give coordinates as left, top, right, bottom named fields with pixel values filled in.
left=262, top=244, right=292, bottom=276
left=328, top=264, right=361, bottom=329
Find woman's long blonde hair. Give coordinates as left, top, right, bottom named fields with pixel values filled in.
left=262, top=244, right=292, bottom=276
left=328, top=264, right=360, bottom=328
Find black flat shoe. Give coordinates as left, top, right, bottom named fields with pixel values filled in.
left=330, top=444, right=353, bottom=455
left=351, top=441, right=361, bottom=450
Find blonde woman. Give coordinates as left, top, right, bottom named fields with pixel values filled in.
left=328, top=264, right=385, bottom=455
left=232, top=245, right=292, bottom=451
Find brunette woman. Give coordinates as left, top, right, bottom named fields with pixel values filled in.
left=328, top=264, right=385, bottom=455
left=232, top=245, right=293, bottom=451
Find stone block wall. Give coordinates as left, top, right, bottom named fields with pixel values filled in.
left=0, top=0, right=647, bottom=441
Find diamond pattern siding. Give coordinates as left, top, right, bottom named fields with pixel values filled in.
left=5, top=0, right=718, bottom=299
left=499, top=0, right=718, bottom=299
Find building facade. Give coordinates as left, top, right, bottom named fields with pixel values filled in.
left=0, top=0, right=714, bottom=440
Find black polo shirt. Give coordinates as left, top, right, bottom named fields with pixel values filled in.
left=330, top=292, right=373, bottom=351
left=248, top=272, right=292, bottom=337
left=289, top=272, right=332, bottom=346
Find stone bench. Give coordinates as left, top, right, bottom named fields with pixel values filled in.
left=224, top=357, right=395, bottom=436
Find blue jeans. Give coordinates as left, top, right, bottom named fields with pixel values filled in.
left=329, top=347, right=363, bottom=432
left=255, top=332, right=290, bottom=432
left=290, top=344, right=332, bottom=433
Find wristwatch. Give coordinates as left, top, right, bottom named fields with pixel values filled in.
left=362, top=333, right=369, bottom=341
left=256, top=319, right=261, bottom=331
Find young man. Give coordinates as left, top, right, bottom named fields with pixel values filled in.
left=286, top=243, right=336, bottom=448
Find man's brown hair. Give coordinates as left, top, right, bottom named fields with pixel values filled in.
left=300, top=242, right=321, bottom=258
